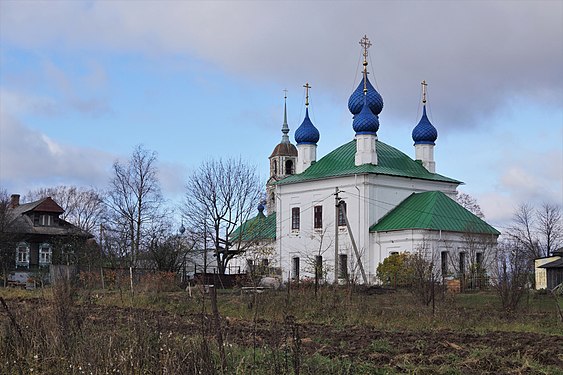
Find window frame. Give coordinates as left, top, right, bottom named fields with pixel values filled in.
left=459, top=251, right=466, bottom=275
left=285, top=159, right=294, bottom=175
left=291, top=207, right=300, bottom=231
left=292, top=256, right=300, bottom=280
left=39, top=243, right=52, bottom=266
left=313, top=205, right=323, bottom=229
left=16, top=242, right=30, bottom=267
left=441, top=251, right=449, bottom=276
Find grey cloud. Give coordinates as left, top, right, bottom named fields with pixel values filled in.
left=0, top=111, right=113, bottom=193
left=1, top=1, right=561, bottom=131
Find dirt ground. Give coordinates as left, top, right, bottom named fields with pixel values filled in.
left=2, top=296, right=562, bottom=373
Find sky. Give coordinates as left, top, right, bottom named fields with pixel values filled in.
left=0, top=0, right=561, bottom=232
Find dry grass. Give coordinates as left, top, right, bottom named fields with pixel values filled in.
left=0, top=283, right=561, bottom=374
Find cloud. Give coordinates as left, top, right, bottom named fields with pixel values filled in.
left=472, top=147, right=563, bottom=227
left=1, top=1, right=561, bottom=130
left=0, top=111, right=113, bottom=193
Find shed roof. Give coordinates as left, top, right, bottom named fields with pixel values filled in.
left=539, top=258, right=563, bottom=269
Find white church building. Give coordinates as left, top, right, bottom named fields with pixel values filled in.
left=236, top=36, right=499, bottom=284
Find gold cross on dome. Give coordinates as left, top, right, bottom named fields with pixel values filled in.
left=421, top=80, right=428, bottom=104
left=303, top=82, right=311, bottom=107
left=359, top=35, right=372, bottom=61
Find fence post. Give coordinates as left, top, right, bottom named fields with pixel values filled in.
left=209, top=286, right=227, bottom=372
left=129, top=267, right=134, bottom=294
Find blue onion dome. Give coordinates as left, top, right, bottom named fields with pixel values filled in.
left=294, top=108, right=320, bottom=145
left=412, top=105, right=438, bottom=145
left=348, top=76, right=384, bottom=115
left=257, top=202, right=265, bottom=216
left=352, top=96, right=379, bottom=135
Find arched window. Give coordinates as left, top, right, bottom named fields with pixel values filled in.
left=39, top=243, right=52, bottom=266
left=285, top=159, right=294, bottom=175
left=16, top=242, right=30, bottom=267
left=273, top=160, right=278, bottom=175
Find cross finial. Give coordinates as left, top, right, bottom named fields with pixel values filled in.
left=360, top=35, right=372, bottom=94
left=283, top=88, right=288, bottom=100
left=359, top=35, right=372, bottom=62
left=303, top=82, right=311, bottom=107
left=421, top=80, right=428, bottom=104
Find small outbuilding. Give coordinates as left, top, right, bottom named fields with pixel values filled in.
left=535, top=249, right=563, bottom=290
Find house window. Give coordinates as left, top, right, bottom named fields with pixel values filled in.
left=314, top=205, right=323, bottom=229
left=441, top=251, right=449, bottom=276
left=291, top=207, right=300, bottom=231
left=285, top=160, right=294, bottom=175
left=40, top=214, right=53, bottom=226
left=459, top=252, right=466, bottom=274
left=16, top=243, right=30, bottom=267
left=292, top=257, right=300, bottom=280
left=338, top=254, right=348, bottom=279
left=39, top=243, right=52, bottom=266
left=338, top=201, right=347, bottom=226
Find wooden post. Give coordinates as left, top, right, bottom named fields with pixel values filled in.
left=129, top=267, right=134, bottom=294
left=334, top=188, right=339, bottom=283
left=209, top=286, right=227, bottom=372
left=341, top=202, right=368, bottom=284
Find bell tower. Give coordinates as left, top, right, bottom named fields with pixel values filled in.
left=267, top=92, right=297, bottom=214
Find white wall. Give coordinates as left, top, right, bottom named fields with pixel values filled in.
left=274, top=173, right=460, bottom=283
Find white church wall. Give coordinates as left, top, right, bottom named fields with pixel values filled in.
left=372, top=229, right=497, bottom=283
left=274, top=172, right=462, bottom=283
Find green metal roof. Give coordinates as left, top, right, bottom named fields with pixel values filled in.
left=370, top=191, right=500, bottom=235
left=231, top=212, right=277, bottom=241
left=276, top=140, right=460, bottom=185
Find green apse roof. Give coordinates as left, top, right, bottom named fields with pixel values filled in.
left=277, top=140, right=461, bottom=185
left=370, top=191, right=500, bottom=235
left=231, top=212, right=277, bottom=242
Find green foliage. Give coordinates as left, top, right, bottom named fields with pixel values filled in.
left=376, top=252, right=413, bottom=287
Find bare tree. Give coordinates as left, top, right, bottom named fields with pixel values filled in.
left=508, top=202, right=562, bottom=263
left=509, top=203, right=539, bottom=262
left=407, top=241, right=441, bottom=307
left=183, top=158, right=261, bottom=274
left=455, top=191, right=485, bottom=219
left=0, top=189, right=19, bottom=284
left=147, top=223, right=197, bottom=273
left=25, top=185, right=105, bottom=234
left=105, top=145, right=165, bottom=267
left=303, top=227, right=333, bottom=290
left=537, top=203, right=562, bottom=257
left=491, top=239, right=529, bottom=311
left=440, top=230, right=497, bottom=290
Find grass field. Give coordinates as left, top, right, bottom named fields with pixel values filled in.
left=1, top=284, right=562, bottom=374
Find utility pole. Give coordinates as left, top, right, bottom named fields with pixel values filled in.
left=334, top=187, right=340, bottom=283
left=341, top=202, right=368, bottom=284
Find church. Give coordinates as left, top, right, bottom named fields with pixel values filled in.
left=237, top=36, right=499, bottom=284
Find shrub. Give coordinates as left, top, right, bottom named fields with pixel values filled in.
left=376, top=253, right=412, bottom=287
